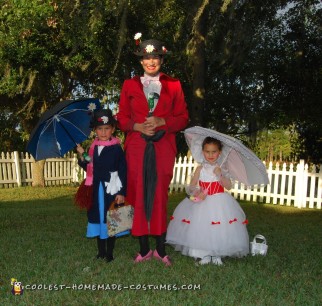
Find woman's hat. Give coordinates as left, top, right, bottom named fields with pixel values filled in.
left=90, top=109, right=116, bottom=128
left=133, top=33, right=171, bottom=56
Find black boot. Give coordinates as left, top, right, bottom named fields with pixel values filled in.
left=106, top=236, right=116, bottom=262
left=96, top=238, right=107, bottom=259
left=139, top=235, right=150, bottom=257
left=155, top=233, right=167, bottom=258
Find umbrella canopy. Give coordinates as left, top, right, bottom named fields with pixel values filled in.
left=184, top=126, right=269, bottom=186
left=26, top=98, right=100, bottom=161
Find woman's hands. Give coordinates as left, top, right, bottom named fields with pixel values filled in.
left=133, top=116, right=165, bottom=136
left=144, top=116, right=165, bottom=129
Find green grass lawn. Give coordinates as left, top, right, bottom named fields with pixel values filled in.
left=0, top=186, right=321, bottom=305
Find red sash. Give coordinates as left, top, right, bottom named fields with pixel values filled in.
left=199, top=181, right=224, bottom=195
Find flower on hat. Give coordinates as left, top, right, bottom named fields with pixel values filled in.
left=134, top=32, right=142, bottom=40
left=145, top=44, right=155, bottom=53
left=134, top=32, right=142, bottom=45
left=162, top=46, right=167, bottom=53
left=98, top=116, right=109, bottom=124
left=87, top=102, right=97, bottom=112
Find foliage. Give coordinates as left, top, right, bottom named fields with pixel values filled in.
left=0, top=0, right=321, bottom=160
left=0, top=0, right=124, bottom=131
left=0, top=110, right=24, bottom=152
left=295, top=121, right=322, bottom=164
left=1, top=188, right=322, bottom=305
left=253, top=128, right=294, bottom=162
left=203, top=0, right=321, bottom=155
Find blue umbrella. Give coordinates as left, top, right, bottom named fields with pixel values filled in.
left=26, top=98, right=100, bottom=161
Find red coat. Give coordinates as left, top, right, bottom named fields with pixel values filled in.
left=117, top=73, right=189, bottom=236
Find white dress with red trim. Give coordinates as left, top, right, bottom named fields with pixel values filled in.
left=166, top=163, right=249, bottom=259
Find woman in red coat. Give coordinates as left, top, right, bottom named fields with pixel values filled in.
left=117, top=34, right=189, bottom=266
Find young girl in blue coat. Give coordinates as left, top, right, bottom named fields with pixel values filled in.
left=77, top=109, right=127, bottom=262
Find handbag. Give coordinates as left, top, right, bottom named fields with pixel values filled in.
left=250, top=234, right=268, bottom=256
left=106, top=200, right=134, bottom=237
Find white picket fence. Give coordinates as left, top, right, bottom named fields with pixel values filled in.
left=0, top=152, right=321, bottom=209
left=0, top=152, right=84, bottom=187
left=171, top=156, right=322, bottom=209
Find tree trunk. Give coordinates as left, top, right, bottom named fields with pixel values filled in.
left=32, top=160, right=46, bottom=187
left=112, top=0, right=128, bottom=74
left=248, top=119, right=258, bottom=150
left=186, top=0, right=209, bottom=126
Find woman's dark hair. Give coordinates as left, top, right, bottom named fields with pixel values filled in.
left=140, top=55, right=163, bottom=60
left=202, top=137, right=223, bottom=151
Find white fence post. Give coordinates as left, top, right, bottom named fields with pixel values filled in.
left=286, top=163, right=294, bottom=206
left=13, top=151, right=22, bottom=187
left=317, top=165, right=322, bottom=210
left=72, top=153, right=78, bottom=183
left=265, top=161, right=273, bottom=204
left=294, top=160, right=306, bottom=208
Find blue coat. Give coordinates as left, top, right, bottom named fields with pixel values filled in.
left=78, top=143, right=127, bottom=224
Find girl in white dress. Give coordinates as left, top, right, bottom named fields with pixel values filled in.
left=166, top=137, right=249, bottom=265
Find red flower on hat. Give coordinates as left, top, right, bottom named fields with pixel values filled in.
left=229, top=218, right=237, bottom=224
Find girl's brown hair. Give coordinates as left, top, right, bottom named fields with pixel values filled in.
left=202, top=137, right=223, bottom=151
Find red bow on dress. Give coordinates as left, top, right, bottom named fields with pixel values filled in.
left=229, top=218, right=237, bottom=224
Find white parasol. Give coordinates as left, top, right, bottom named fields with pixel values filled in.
left=184, top=126, right=269, bottom=187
